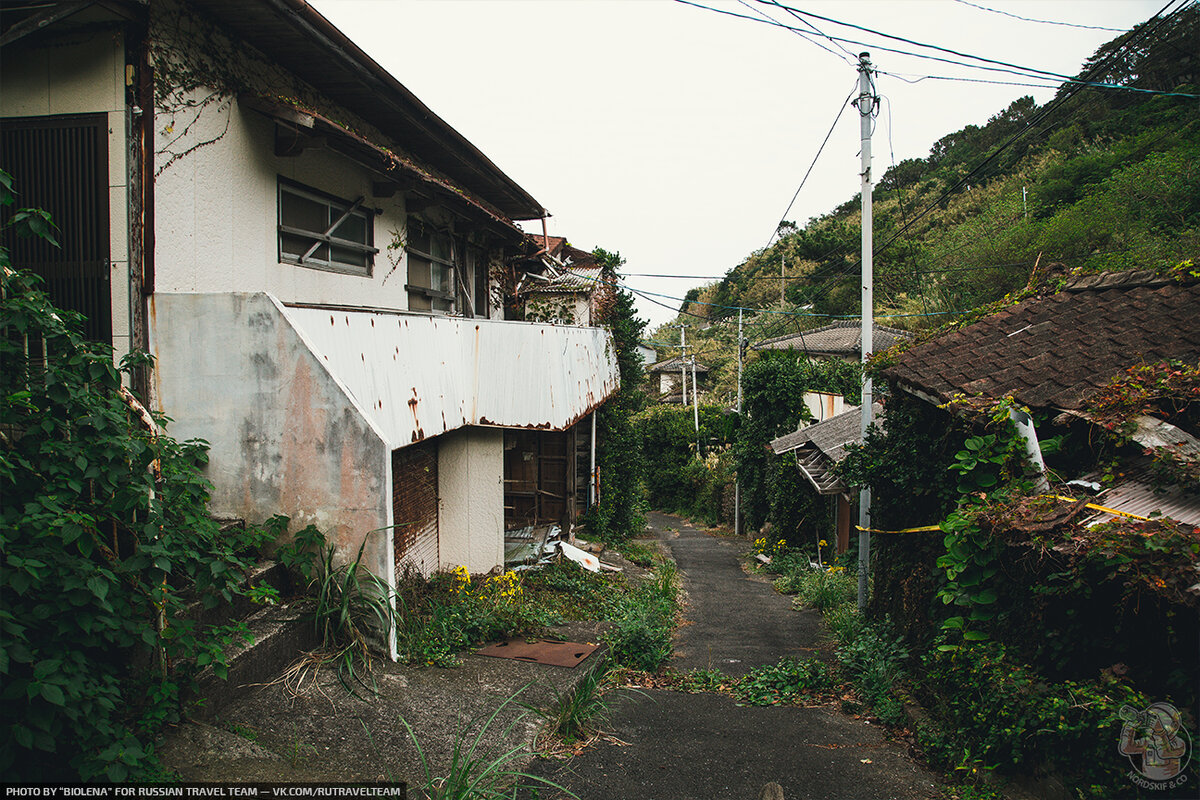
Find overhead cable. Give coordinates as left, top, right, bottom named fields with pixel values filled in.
left=951, top=0, right=1127, bottom=32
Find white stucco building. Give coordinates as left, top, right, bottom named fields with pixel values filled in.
left=1, top=0, right=618, bottom=584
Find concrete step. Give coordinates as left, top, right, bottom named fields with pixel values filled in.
left=193, top=599, right=319, bottom=719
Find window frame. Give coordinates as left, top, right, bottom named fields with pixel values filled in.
left=277, top=177, right=378, bottom=277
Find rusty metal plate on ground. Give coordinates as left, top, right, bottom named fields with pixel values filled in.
left=475, top=638, right=598, bottom=668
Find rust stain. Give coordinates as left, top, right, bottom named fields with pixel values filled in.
left=330, top=315, right=335, bottom=326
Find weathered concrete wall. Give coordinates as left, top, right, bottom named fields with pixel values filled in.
left=149, top=292, right=391, bottom=576
left=437, top=428, right=504, bottom=575
left=1, top=26, right=133, bottom=363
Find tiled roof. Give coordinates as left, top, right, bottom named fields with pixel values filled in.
left=771, top=403, right=881, bottom=462
left=648, top=356, right=711, bottom=374
left=883, top=272, right=1200, bottom=411
left=755, top=320, right=913, bottom=356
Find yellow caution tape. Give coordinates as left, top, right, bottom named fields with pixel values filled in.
left=854, top=495, right=1151, bottom=534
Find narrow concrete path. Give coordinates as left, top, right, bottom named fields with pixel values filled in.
left=526, top=512, right=941, bottom=800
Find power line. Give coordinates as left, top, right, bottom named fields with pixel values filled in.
left=758, top=0, right=1101, bottom=83
left=735, top=0, right=854, bottom=65
left=764, top=80, right=859, bottom=251
left=878, top=69, right=1200, bottom=99
left=675, top=0, right=1197, bottom=98
left=761, top=0, right=858, bottom=62
left=951, top=0, right=1127, bottom=33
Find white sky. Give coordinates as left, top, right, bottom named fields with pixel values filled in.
left=311, top=0, right=1167, bottom=329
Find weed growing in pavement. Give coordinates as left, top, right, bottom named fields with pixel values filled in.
left=402, top=686, right=577, bottom=800
left=521, top=660, right=616, bottom=746
left=604, top=561, right=680, bottom=671
left=666, top=659, right=836, bottom=706
left=734, top=657, right=836, bottom=706
left=673, top=669, right=729, bottom=694
left=780, top=565, right=857, bottom=610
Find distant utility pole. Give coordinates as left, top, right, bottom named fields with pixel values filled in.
left=781, top=253, right=786, bottom=307
left=735, top=308, right=744, bottom=537
left=679, top=324, right=688, bottom=407
left=692, top=355, right=700, bottom=455
left=857, top=51, right=875, bottom=614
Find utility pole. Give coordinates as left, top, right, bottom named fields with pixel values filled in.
left=857, top=51, right=875, bottom=614
left=691, top=355, right=700, bottom=455
left=678, top=324, right=687, bottom=407
left=781, top=253, right=786, bottom=307
left=735, top=308, right=743, bottom=537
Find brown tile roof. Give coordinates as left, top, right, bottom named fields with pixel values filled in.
left=754, top=320, right=913, bottom=356
left=883, top=271, right=1200, bottom=411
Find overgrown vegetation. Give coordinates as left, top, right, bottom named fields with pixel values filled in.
left=581, top=248, right=647, bottom=544
left=276, top=524, right=396, bottom=696
left=603, top=560, right=680, bottom=672
left=734, top=355, right=860, bottom=546
left=0, top=172, right=274, bottom=780
left=647, top=6, right=1198, bottom=403
left=632, top=403, right=736, bottom=525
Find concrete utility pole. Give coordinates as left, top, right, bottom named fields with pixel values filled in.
left=781, top=253, right=786, bottom=307
left=692, top=355, right=700, bottom=455
left=735, top=308, right=743, bottom=537
left=857, top=51, right=875, bottom=614
left=679, top=324, right=688, bottom=407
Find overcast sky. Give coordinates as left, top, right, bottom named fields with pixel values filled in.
left=312, top=0, right=1167, bottom=330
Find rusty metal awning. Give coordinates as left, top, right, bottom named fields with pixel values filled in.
left=475, top=638, right=599, bottom=668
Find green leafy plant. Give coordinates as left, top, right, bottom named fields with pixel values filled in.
left=0, top=171, right=273, bottom=780
left=305, top=531, right=397, bottom=694
left=733, top=657, right=835, bottom=706
left=604, top=561, right=679, bottom=672
left=522, top=660, right=617, bottom=746
left=779, top=565, right=856, bottom=611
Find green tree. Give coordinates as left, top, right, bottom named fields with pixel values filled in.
left=581, top=247, right=646, bottom=542
left=0, top=171, right=268, bottom=780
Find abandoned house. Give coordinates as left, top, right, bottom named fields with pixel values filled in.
left=647, top=355, right=711, bottom=404
left=0, top=0, right=620, bottom=592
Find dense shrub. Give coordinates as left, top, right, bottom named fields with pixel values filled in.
left=1, top=177, right=271, bottom=780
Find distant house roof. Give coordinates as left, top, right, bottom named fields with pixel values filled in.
left=755, top=321, right=913, bottom=357
left=771, top=403, right=881, bottom=461
left=648, top=356, right=711, bottom=374
left=770, top=403, right=882, bottom=495
left=519, top=234, right=604, bottom=295
left=883, top=271, right=1200, bottom=411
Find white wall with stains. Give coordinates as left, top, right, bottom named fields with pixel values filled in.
left=153, top=98, right=414, bottom=311
left=436, top=428, right=505, bottom=575
left=149, top=291, right=392, bottom=576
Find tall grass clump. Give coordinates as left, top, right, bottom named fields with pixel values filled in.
left=604, top=561, right=679, bottom=671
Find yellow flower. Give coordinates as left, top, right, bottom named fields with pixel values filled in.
left=819, top=539, right=828, bottom=548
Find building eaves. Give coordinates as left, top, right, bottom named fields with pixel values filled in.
left=771, top=403, right=881, bottom=462
left=188, top=0, right=546, bottom=221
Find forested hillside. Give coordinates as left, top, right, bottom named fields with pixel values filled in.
left=651, top=5, right=1198, bottom=402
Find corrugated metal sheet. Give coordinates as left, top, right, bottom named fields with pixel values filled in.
left=1084, top=477, right=1200, bottom=527
left=282, top=306, right=620, bottom=449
